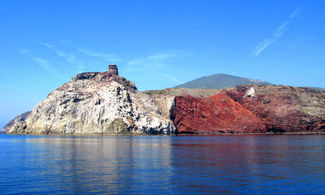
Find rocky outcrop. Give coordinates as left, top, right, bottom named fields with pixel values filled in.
left=172, top=85, right=325, bottom=134
left=7, top=71, right=176, bottom=135
left=172, top=93, right=266, bottom=134
left=1, top=111, right=31, bottom=133
left=5, top=67, right=325, bottom=136
left=226, top=85, right=325, bottom=132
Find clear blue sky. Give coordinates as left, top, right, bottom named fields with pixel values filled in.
left=1, top=0, right=324, bottom=127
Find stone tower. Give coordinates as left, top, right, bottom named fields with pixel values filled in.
left=108, top=65, right=119, bottom=76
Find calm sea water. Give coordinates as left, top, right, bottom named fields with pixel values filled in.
left=0, top=134, right=325, bottom=194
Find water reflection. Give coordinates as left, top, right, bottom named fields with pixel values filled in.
left=0, top=135, right=325, bottom=194
left=25, top=136, right=174, bottom=194
left=169, top=136, right=325, bottom=194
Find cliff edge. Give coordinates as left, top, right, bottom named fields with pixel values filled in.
left=4, top=65, right=325, bottom=135
left=7, top=66, right=176, bottom=135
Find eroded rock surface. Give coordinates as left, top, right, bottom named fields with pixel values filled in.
left=7, top=72, right=176, bottom=135
left=172, top=85, right=325, bottom=134
left=5, top=71, right=325, bottom=135
left=172, top=93, right=266, bottom=134
left=226, top=85, right=325, bottom=132
left=2, top=111, right=31, bottom=133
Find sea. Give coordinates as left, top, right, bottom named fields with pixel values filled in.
left=0, top=134, right=325, bottom=194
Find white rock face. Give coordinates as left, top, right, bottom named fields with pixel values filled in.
left=245, top=87, right=255, bottom=98
left=8, top=72, right=176, bottom=135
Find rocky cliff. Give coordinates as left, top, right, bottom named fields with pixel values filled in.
left=5, top=68, right=325, bottom=135
left=172, top=93, right=266, bottom=134
left=172, top=85, right=325, bottom=134
left=1, top=111, right=31, bottom=133
left=7, top=71, right=176, bottom=135
left=226, top=85, right=325, bottom=132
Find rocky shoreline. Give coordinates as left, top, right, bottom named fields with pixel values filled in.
left=6, top=131, right=325, bottom=136
left=3, top=66, right=325, bottom=135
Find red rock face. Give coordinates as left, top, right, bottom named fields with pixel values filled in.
left=172, top=93, right=267, bottom=134
left=226, top=85, right=325, bottom=132
left=172, top=85, right=325, bottom=134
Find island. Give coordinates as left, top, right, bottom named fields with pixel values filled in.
left=3, top=65, right=325, bottom=135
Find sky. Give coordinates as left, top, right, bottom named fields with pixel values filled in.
left=0, top=0, right=325, bottom=127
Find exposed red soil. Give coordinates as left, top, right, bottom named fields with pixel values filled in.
left=226, top=86, right=325, bottom=132
left=172, top=93, right=267, bottom=134
left=172, top=85, right=325, bottom=134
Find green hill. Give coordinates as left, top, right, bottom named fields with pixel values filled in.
left=174, top=73, right=270, bottom=89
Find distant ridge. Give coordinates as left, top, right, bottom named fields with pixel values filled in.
left=174, top=73, right=270, bottom=89
left=312, top=87, right=325, bottom=91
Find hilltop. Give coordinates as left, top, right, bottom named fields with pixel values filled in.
left=5, top=65, right=175, bottom=135
left=174, top=73, right=270, bottom=89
